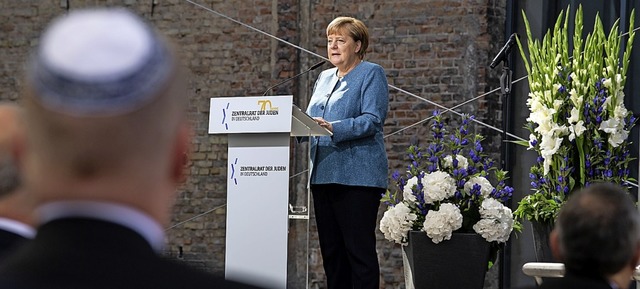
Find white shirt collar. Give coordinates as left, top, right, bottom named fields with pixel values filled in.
left=0, top=217, right=35, bottom=239
left=37, top=201, right=165, bottom=251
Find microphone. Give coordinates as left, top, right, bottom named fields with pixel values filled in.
left=262, top=61, right=326, bottom=96
left=490, top=33, right=518, bottom=69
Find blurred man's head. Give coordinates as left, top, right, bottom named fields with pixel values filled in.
left=0, top=104, right=21, bottom=199
left=551, top=183, right=640, bottom=280
left=18, top=8, right=190, bottom=224
left=0, top=103, right=36, bottom=228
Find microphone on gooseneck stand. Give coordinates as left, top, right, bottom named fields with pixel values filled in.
left=262, top=60, right=326, bottom=96
left=490, top=33, right=519, bottom=69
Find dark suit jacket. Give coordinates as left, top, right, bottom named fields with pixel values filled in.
left=539, top=273, right=616, bottom=289
left=0, top=218, right=263, bottom=289
left=0, top=229, right=27, bottom=261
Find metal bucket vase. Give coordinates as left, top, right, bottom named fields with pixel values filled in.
left=530, top=221, right=554, bottom=262
left=402, top=231, right=491, bottom=289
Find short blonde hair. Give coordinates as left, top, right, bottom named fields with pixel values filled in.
left=326, top=16, right=369, bottom=59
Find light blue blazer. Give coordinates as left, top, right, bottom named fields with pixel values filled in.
left=306, top=61, right=389, bottom=189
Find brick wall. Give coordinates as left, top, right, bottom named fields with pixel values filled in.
left=0, top=0, right=505, bottom=288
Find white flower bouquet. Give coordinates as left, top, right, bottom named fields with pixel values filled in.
left=514, top=5, right=637, bottom=224
left=380, top=112, right=515, bottom=246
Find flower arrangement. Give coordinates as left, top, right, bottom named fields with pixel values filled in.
left=514, top=5, right=637, bottom=224
left=379, top=112, right=515, bottom=246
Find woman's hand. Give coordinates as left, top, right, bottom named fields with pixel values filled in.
left=313, top=117, right=333, bottom=132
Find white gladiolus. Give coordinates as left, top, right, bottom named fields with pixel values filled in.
left=609, top=130, right=629, bottom=147
left=539, top=134, right=563, bottom=175
left=569, top=121, right=586, bottom=141
left=568, top=107, right=580, bottom=124
left=528, top=134, right=537, bottom=150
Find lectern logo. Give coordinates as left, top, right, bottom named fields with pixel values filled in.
left=221, top=102, right=230, bottom=130
left=228, top=99, right=281, bottom=124
left=258, top=100, right=278, bottom=112
left=230, top=158, right=238, bottom=185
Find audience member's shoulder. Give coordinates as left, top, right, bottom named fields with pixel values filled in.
left=159, top=257, right=265, bottom=289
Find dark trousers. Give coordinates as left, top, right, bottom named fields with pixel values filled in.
left=311, top=184, right=382, bottom=289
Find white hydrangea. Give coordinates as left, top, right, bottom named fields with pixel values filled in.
left=403, top=175, right=420, bottom=204
left=379, top=202, right=418, bottom=245
left=422, top=203, right=462, bottom=244
left=472, top=198, right=514, bottom=243
left=463, top=176, right=494, bottom=197
left=442, top=155, right=469, bottom=170
left=422, top=171, right=456, bottom=204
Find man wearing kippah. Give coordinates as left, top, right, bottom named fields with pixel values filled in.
left=0, top=8, right=261, bottom=289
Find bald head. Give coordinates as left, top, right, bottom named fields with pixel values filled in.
left=0, top=103, right=22, bottom=198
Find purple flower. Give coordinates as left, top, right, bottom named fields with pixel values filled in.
left=604, top=170, right=613, bottom=178
left=470, top=184, right=482, bottom=196
left=558, top=85, right=566, bottom=93
left=475, top=141, right=483, bottom=152
left=491, top=186, right=514, bottom=203
left=392, top=170, right=401, bottom=181
left=467, top=166, right=477, bottom=175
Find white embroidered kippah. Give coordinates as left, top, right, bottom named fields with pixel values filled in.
left=28, top=8, right=173, bottom=116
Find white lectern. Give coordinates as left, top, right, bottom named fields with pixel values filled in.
left=208, top=95, right=330, bottom=288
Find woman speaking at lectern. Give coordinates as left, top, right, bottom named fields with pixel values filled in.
left=306, top=16, right=389, bottom=289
